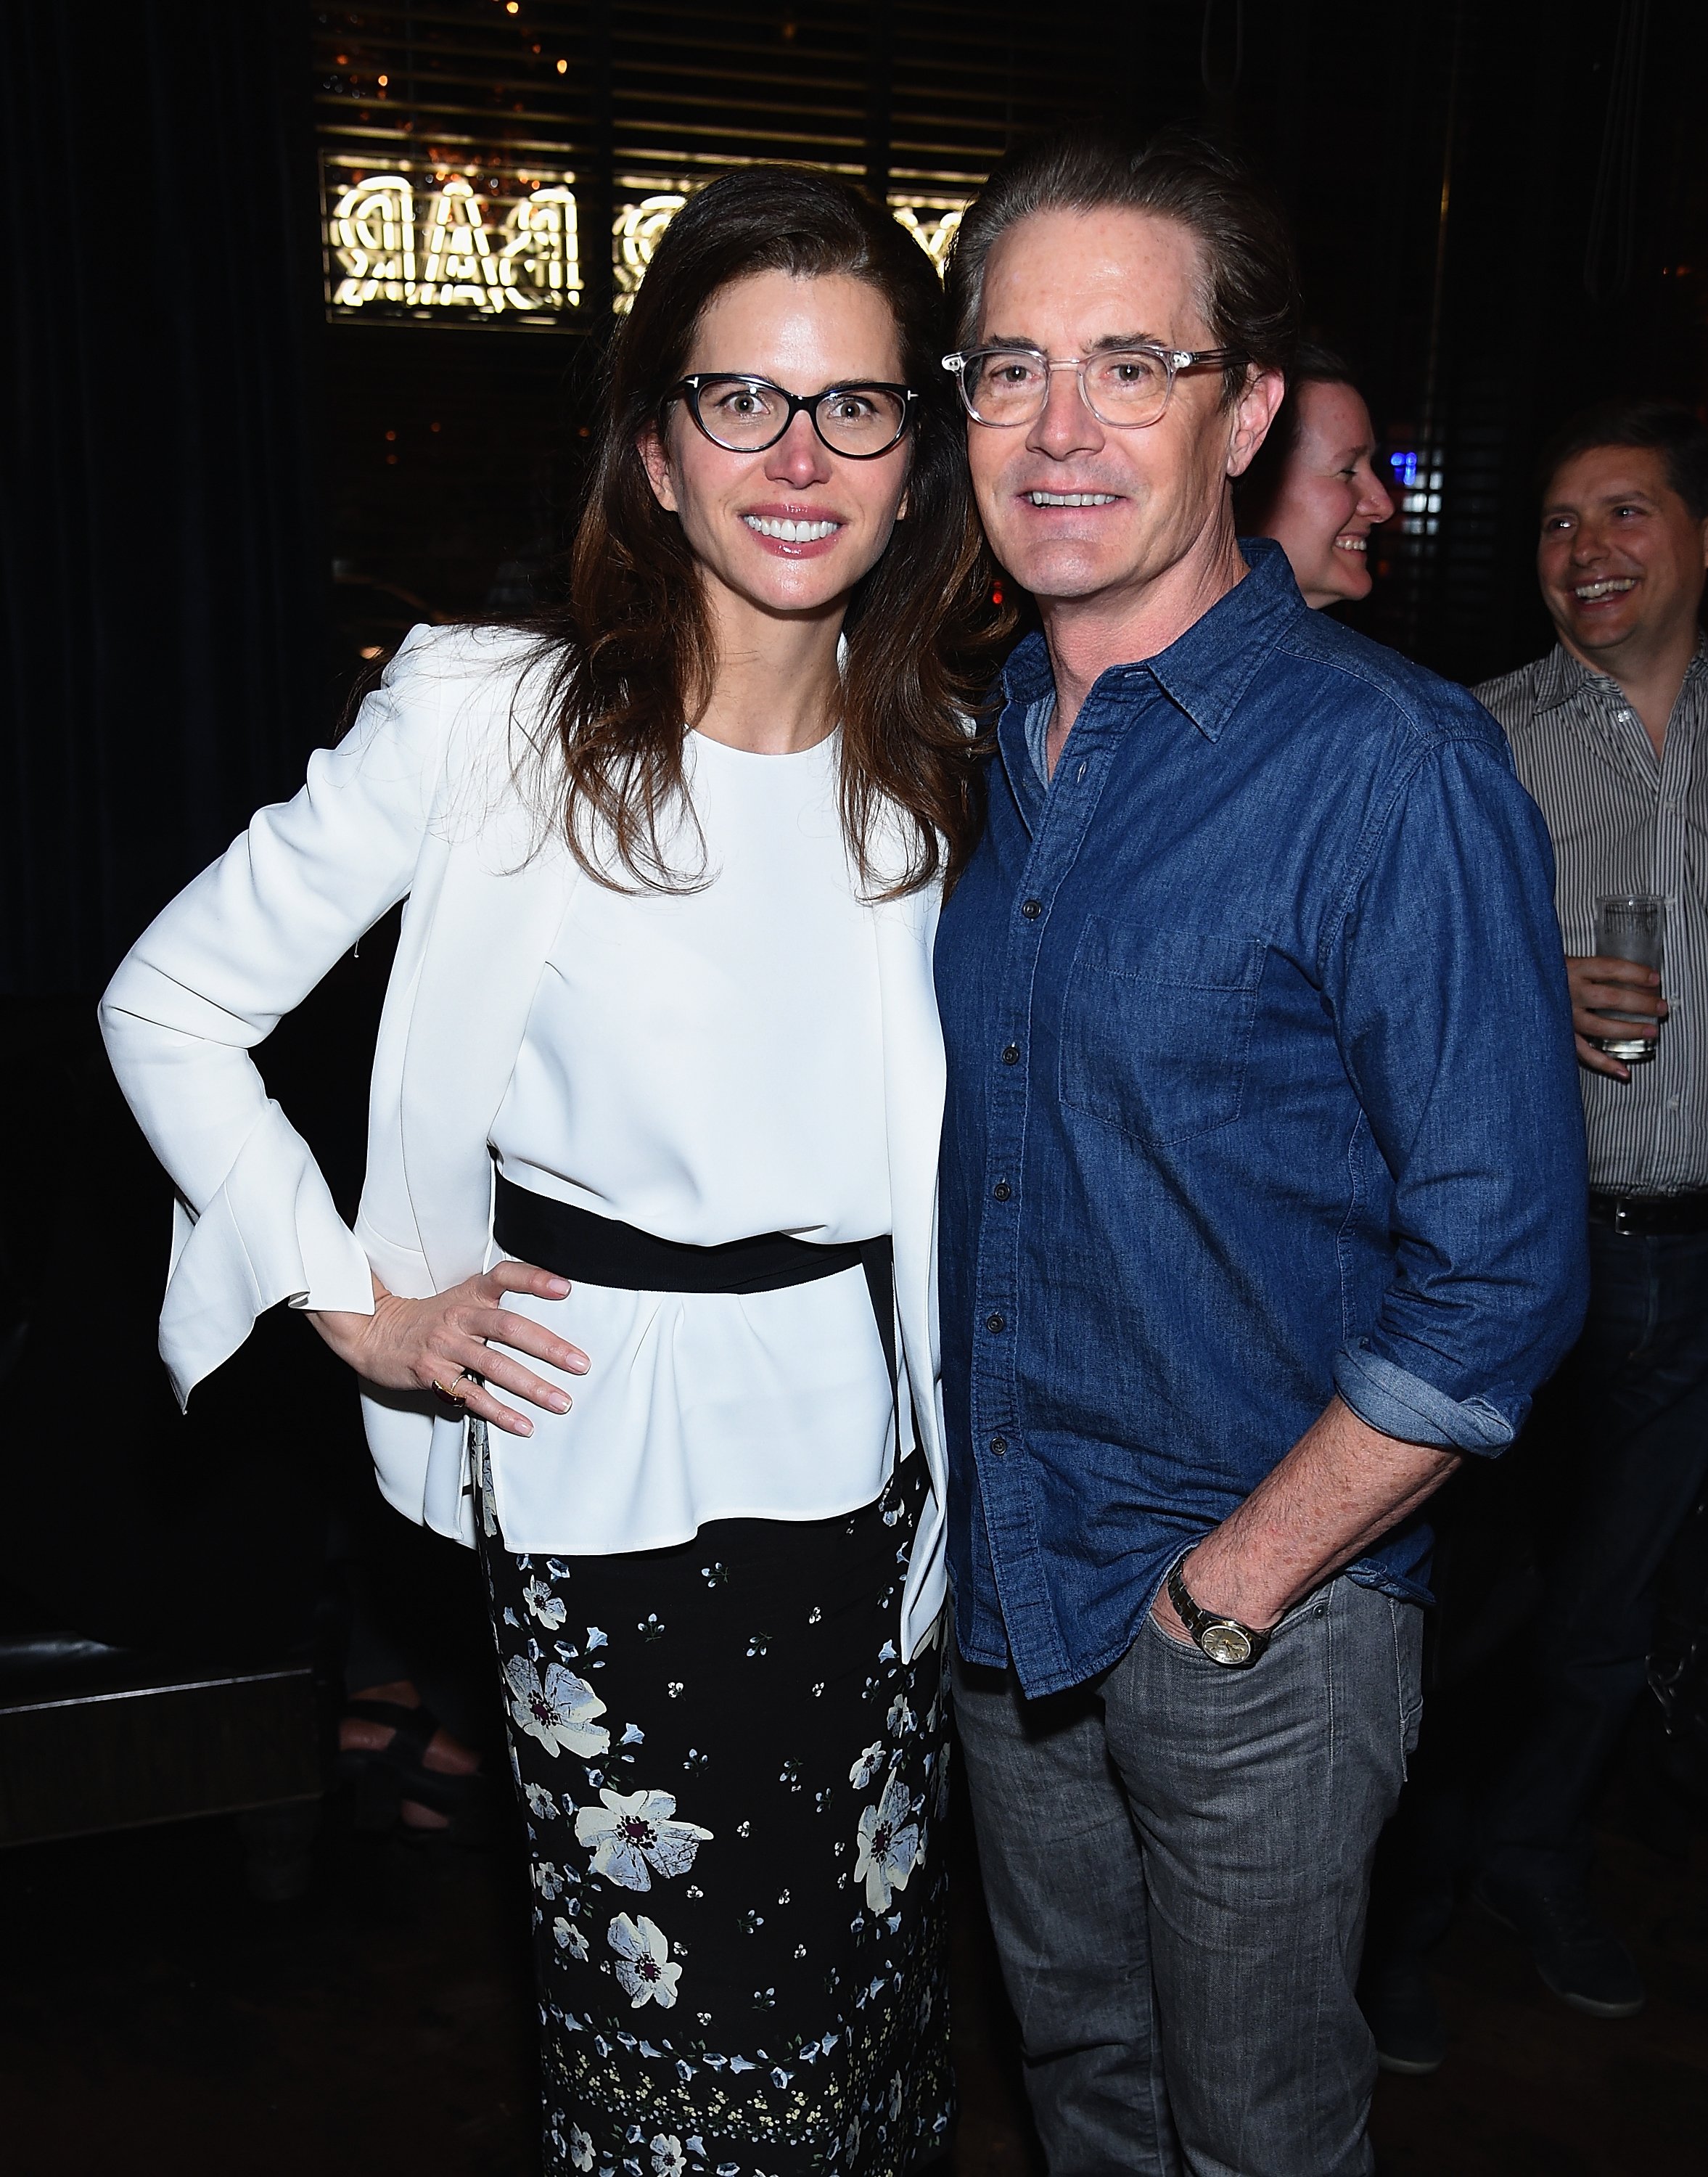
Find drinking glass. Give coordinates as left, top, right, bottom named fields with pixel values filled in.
left=1593, top=892, right=1666, bottom=1065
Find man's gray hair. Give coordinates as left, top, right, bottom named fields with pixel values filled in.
left=945, top=128, right=1300, bottom=406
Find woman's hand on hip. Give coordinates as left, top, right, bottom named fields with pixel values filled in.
left=306, top=1261, right=590, bottom=1437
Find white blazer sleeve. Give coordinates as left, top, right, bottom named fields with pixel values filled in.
left=99, top=624, right=451, bottom=1406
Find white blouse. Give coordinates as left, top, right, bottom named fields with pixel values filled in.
left=485, top=727, right=900, bottom=1554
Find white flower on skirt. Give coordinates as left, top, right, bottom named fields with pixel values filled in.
left=575, top=1788, right=713, bottom=1891
left=553, top=1914, right=590, bottom=1961
left=651, top=2136, right=686, bottom=2177
left=504, top=1656, right=611, bottom=1760
left=569, top=2124, right=595, bottom=2171
left=525, top=1783, right=559, bottom=1823
left=854, top=1774, right=921, bottom=1913
left=848, top=1741, right=887, bottom=1789
left=608, top=1913, right=681, bottom=2009
left=522, top=1575, right=568, bottom=1631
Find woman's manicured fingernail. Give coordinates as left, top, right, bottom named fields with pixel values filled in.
left=545, top=1276, right=570, bottom=1297
left=548, top=1392, right=570, bottom=1413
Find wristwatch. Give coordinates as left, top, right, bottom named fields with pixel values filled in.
left=1165, top=1555, right=1272, bottom=1668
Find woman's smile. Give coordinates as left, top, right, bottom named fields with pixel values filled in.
left=739, top=499, right=848, bottom=553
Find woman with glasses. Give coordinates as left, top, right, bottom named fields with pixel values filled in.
left=101, top=165, right=1003, bottom=2177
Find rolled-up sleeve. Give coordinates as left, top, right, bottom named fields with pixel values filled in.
left=1326, top=730, right=1590, bottom=1451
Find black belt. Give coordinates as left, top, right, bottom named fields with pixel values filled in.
left=1588, top=1190, right=1708, bottom=1237
left=493, top=1173, right=906, bottom=1443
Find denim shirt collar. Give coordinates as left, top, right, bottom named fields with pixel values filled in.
left=998, top=537, right=1308, bottom=753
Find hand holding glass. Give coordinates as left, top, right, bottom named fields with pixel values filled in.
left=1592, top=893, right=1666, bottom=1065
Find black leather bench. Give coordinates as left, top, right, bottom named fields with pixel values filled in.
left=0, top=1612, right=325, bottom=1898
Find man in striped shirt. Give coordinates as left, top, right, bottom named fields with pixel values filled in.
left=1474, top=398, right=1708, bottom=2019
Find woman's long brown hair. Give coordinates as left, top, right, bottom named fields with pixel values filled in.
left=515, top=165, right=1011, bottom=898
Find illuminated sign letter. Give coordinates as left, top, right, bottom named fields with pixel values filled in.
left=890, top=200, right=967, bottom=279
left=419, top=178, right=500, bottom=310
left=612, top=189, right=689, bottom=312
left=501, top=183, right=582, bottom=310
left=330, top=173, right=417, bottom=306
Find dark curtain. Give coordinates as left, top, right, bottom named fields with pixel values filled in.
left=1, top=0, right=327, bottom=996
left=0, top=5, right=391, bottom=1653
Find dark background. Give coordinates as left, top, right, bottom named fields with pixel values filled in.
left=7, top=0, right=1707, bottom=1000
left=1, top=0, right=1704, bottom=1634
left=1, top=18, right=1705, bottom=2168
left=7, top=0, right=1697, bottom=1001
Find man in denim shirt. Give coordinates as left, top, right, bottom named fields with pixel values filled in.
left=935, top=134, right=1588, bottom=2176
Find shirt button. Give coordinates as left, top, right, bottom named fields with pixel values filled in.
left=992, top=1179, right=1012, bottom=1201
left=985, top=1313, right=1006, bottom=1334
left=989, top=1435, right=1008, bottom=1456
left=1001, top=1043, right=1020, bottom=1065
left=1021, top=898, right=1043, bottom=919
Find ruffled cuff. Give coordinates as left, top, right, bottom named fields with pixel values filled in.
left=160, top=1099, right=374, bottom=1407
left=1332, top=1339, right=1522, bottom=1456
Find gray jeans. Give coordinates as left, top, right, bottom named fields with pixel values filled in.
left=954, top=1575, right=1423, bottom=2177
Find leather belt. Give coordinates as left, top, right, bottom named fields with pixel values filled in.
left=1588, top=1190, right=1708, bottom=1237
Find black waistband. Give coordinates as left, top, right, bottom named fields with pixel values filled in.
left=1588, top=1190, right=1708, bottom=1237
left=494, top=1173, right=883, bottom=1295
left=493, top=1173, right=906, bottom=1448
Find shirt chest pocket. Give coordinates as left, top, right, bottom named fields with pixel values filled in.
left=1058, top=922, right=1268, bottom=1149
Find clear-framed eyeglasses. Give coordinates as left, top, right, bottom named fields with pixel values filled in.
left=940, top=343, right=1241, bottom=430
left=669, top=374, right=917, bottom=459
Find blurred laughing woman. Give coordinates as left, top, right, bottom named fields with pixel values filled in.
left=1233, top=342, right=1395, bottom=608
left=102, top=167, right=1003, bottom=2177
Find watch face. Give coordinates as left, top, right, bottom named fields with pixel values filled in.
left=1202, top=1623, right=1253, bottom=1667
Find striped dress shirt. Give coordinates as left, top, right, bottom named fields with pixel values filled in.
left=1477, top=640, right=1708, bottom=1194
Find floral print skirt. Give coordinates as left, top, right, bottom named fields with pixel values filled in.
left=471, top=1424, right=952, bottom=2177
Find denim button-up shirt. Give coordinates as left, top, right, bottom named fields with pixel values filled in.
left=935, top=541, right=1589, bottom=1698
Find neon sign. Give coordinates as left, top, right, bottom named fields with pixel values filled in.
left=889, top=197, right=968, bottom=275
left=324, top=156, right=581, bottom=322
left=609, top=183, right=971, bottom=303
left=324, top=158, right=970, bottom=326
left=612, top=181, right=694, bottom=314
